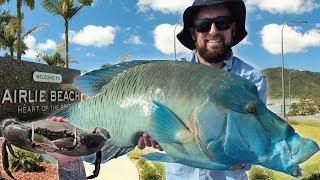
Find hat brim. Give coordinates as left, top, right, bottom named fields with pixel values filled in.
left=177, top=0, right=247, bottom=50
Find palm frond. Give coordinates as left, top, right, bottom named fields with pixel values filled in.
left=24, top=0, right=35, bottom=10
left=22, top=23, right=48, bottom=38
left=67, top=5, right=83, bottom=20
left=41, top=0, right=62, bottom=15
left=78, top=0, right=93, bottom=6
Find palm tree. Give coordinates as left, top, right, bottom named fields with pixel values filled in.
left=36, top=42, right=79, bottom=67
left=41, top=0, right=92, bottom=68
left=0, top=10, right=16, bottom=57
left=0, top=11, right=47, bottom=58
left=0, top=0, right=35, bottom=60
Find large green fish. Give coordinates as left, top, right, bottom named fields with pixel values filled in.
left=54, top=60, right=319, bottom=177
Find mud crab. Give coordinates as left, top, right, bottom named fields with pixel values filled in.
left=0, top=118, right=108, bottom=179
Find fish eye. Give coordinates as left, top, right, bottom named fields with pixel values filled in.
left=245, top=102, right=257, bottom=114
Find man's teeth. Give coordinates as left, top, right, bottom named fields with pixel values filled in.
left=207, top=39, right=221, bottom=43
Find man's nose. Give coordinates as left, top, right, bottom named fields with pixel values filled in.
left=209, top=23, right=219, bottom=34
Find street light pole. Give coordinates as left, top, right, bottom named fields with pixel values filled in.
left=289, top=69, right=302, bottom=106
left=281, top=20, right=307, bottom=119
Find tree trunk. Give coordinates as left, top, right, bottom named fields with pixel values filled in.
left=10, top=48, right=14, bottom=58
left=65, top=18, right=69, bottom=69
left=16, top=0, right=22, bottom=60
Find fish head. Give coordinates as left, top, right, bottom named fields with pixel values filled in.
left=209, top=74, right=319, bottom=176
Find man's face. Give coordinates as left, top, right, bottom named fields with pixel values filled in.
left=190, top=5, right=236, bottom=63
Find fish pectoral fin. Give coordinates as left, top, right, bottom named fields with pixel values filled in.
left=142, top=152, right=176, bottom=163
left=150, top=101, right=193, bottom=144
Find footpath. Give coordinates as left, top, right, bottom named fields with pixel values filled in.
left=288, top=113, right=320, bottom=123
left=84, top=155, right=140, bottom=180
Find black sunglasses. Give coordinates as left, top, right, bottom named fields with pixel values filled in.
left=194, top=16, right=234, bottom=32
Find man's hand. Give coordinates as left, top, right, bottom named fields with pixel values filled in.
left=137, top=133, right=163, bottom=151
left=49, top=116, right=69, bottom=123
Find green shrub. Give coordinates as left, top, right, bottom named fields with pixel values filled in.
left=289, top=98, right=318, bottom=116
left=154, top=162, right=165, bottom=178
left=249, top=166, right=272, bottom=180
left=302, top=172, right=320, bottom=180
left=138, top=158, right=163, bottom=180
left=127, top=149, right=141, bottom=160
left=9, top=147, right=44, bottom=172
left=141, top=166, right=162, bottom=180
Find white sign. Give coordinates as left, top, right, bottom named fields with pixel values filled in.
left=33, top=71, right=62, bottom=83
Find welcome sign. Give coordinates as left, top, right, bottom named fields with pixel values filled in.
left=0, top=58, right=81, bottom=121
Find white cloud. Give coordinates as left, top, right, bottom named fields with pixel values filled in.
left=23, top=35, right=36, bottom=49
left=23, top=49, right=38, bottom=58
left=68, top=25, right=118, bottom=47
left=22, top=35, right=59, bottom=59
left=85, top=53, right=95, bottom=57
left=37, top=40, right=56, bottom=51
left=145, top=14, right=156, bottom=21
left=23, top=35, right=38, bottom=58
left=124, top=35, right=144, bottom=45
left=316, top=24, right=320, bottom=28
left=261, top=24, right=320, bottom=54
left=153, top=24, right=190, bottom=55
left=239, top=36, right=253, bottom=46
left=255, top=14, right=263, bottom=20
left=246, top=0, right=320, bottom=14
left=137, top=0, right=193, bottom=14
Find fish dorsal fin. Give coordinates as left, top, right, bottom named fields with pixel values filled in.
left=75, top=60, right=159, bottom=96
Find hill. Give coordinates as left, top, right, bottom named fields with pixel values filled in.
left=262, top=67, right=320, bottom=98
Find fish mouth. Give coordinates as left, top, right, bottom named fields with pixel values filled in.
left=260, top=133, right=319, bottom=177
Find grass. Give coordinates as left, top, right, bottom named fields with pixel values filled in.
left=249, top=120, right=320, bottom=180
left=127, top=147, right=166, bottom=180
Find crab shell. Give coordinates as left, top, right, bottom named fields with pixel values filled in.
left=0, top=119, right=107, bottom=157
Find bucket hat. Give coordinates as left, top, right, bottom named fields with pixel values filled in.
left=177, top=0, right=247, bottom=50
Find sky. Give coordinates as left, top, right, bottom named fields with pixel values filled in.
left=1, top=0, right=320, bottom=73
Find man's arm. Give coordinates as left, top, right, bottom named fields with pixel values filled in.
left=254, top=75, right=267, bottom=104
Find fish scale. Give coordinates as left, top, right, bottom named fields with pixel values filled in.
left=53, top=60, right=319, bottom=177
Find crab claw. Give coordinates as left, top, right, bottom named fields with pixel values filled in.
left=87, top=150, right=102, bottom=179
left=2, top=142, right=16, bottom=180
left=73, top=126, right=77, bottom=147
left=31, top=122, right=35, bottom=143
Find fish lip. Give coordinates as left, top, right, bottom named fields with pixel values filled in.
left=270, top=134, right=319, bottom=176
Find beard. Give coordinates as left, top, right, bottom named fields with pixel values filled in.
left=195, top=35, right=232, bottom=64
